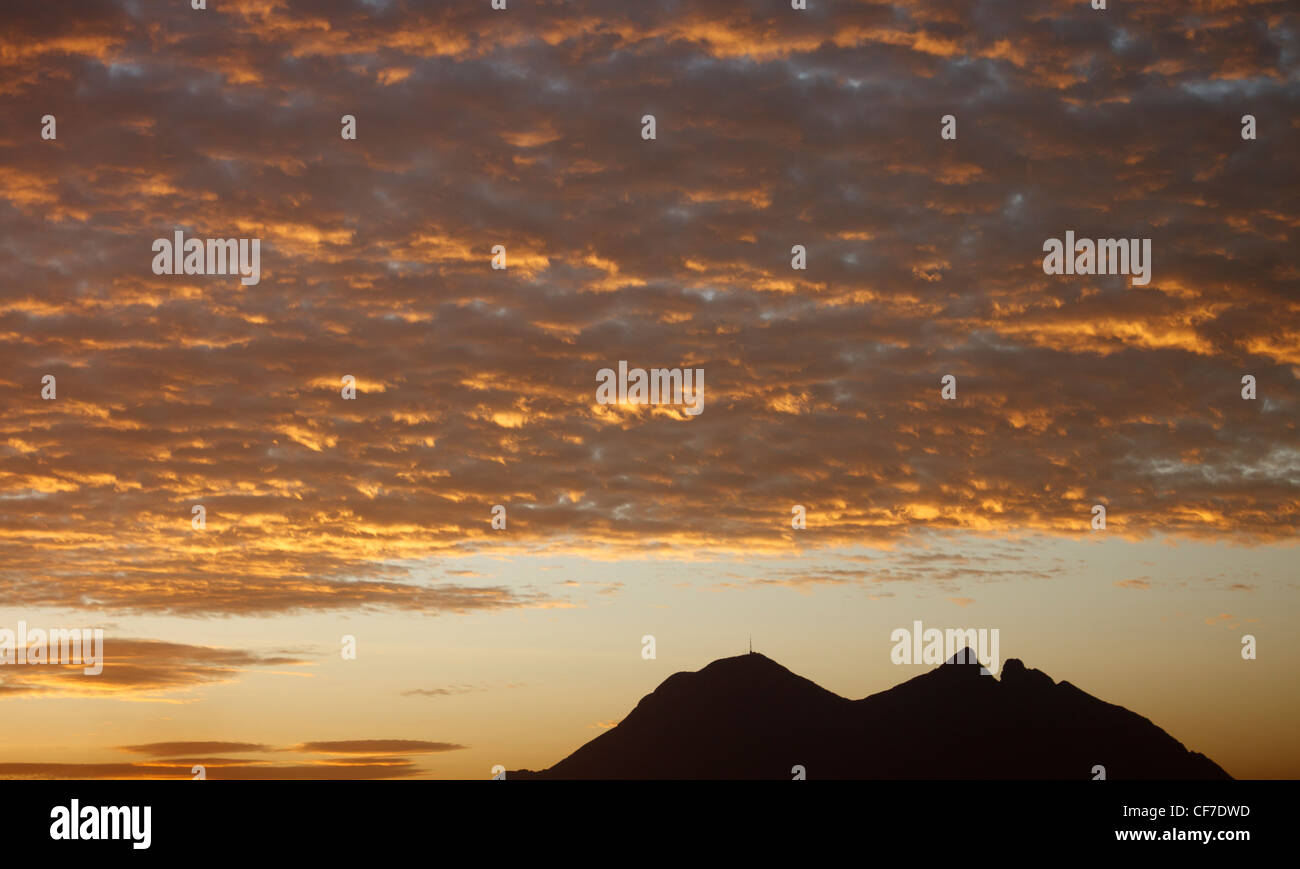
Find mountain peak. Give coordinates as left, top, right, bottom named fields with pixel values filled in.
left=698, top=651, right=783, bottom=673
left=999, top=658, right=1055, bottom=690
left=652, top=651, right=846, bottom=708
left=943, top=646, right=987, bottom=670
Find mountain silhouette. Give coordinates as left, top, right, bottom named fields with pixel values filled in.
left=510, top=650, right=1230, bottom=779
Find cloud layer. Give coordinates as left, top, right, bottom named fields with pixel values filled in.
left=0, top=0, right=1296, bottom=616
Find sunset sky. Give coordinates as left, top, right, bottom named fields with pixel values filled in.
left=0, top=0, right=1296, bottom=779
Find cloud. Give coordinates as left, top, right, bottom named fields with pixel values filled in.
left=0, top=759, right=423, bottom=780
left=292, top=739, right=467, bottom=755
left=116, top=741, right=272, bottom=756
left=0, top=0, right=1294, bottom=621
left=731, top=543, right=1072, bottom=594
left=0, top=638, right=308, bottom=700
left=0, top=734, right=471, bottom=779
left=401, top=685, right=475, bottom=698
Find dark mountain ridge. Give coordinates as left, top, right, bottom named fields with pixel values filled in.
left=510, top=650, right=1230, bottom=779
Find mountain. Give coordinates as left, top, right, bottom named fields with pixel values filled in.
left=509, top=651, right=1230, bottom=779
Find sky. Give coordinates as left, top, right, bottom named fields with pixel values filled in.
left=0, top=0, right=1297, bottom=779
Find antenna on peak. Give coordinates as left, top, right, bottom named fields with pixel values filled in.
left=748, top=635, right=753, bottom=655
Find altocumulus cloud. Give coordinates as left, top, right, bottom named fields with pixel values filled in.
left=0, top=0, right=1295, bottom=621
